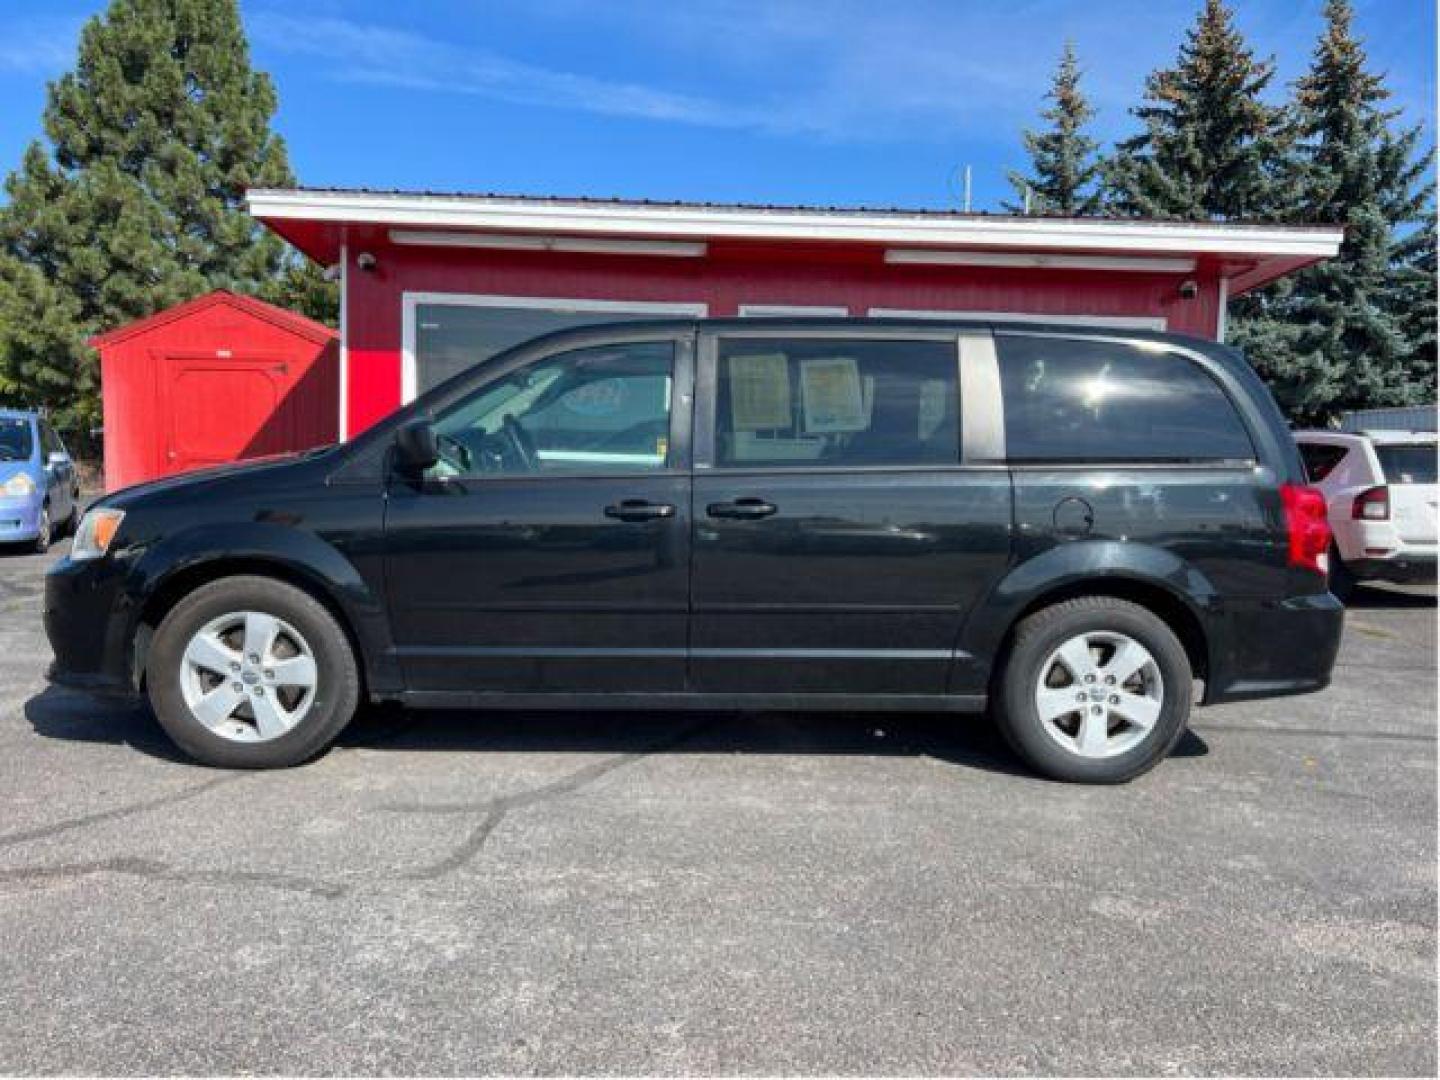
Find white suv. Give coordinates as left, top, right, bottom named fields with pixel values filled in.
left=1294, top=430, right=1437, bottom=597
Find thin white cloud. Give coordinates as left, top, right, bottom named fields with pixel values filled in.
left=247, top=1, right=1434, bottom=144
left=0, top=16, right=81, bottom=76
left=248, top=13, right=784, bottom=133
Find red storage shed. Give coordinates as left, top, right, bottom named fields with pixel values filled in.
left=246, top=188, right=1343, bottom=440
left=91, top=290, right=339, bottom=491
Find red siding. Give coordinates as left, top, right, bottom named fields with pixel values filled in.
left=94, top=291, right=338, bottom=491
left=344, top=232, right=1223, bottom=437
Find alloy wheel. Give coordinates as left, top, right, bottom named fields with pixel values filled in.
left=1033, top=630, right=1164, bottom=759
left=179, top=610, right=318, bottom=742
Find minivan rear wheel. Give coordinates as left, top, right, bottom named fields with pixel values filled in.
left=146, top=575, right=360, bottom=768
left=995, top=597, right=1192, bottom=783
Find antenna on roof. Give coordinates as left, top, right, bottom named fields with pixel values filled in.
left=946, top=165, right=974, bottom=212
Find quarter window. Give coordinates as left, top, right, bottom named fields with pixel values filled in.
left=428, top=341, right=675, bottom=477
left=998, top=336, right=1255, bottom=463
left=713, top=338, right=960, bottom=468
left=1298, top=443, right=1348, bottom=482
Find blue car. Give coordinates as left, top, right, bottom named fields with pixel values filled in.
left=0, top=409, right=80, bottom=552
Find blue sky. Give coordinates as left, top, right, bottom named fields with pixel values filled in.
left=0, top=0, right=1434, bottom=211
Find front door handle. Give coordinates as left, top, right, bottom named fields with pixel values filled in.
left=706, top=497, right=777, bottom=520
left=604, top=499, right=676, bottom=522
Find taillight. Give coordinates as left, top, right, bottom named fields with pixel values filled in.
left=1280, top=483, right=1332, bottom=575
left=1352, top=485, right=1390, bottom=521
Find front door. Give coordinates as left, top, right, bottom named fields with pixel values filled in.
left=690, top=330, right=1012, bottom=696
left=383, top=334, right=693, bottom=694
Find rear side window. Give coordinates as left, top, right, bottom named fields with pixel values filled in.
left=1299, top=442, right=1348, bottom=482
left=1375, top=444, right=1437, bottom=484
left=713, top=337, right=959, bottom=468
left=998, top=335, right=1255, bottom=463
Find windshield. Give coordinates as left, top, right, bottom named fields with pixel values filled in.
left=1376, top=444, right=1438, bottom=485
left=0, top=418, right=34, bottom=462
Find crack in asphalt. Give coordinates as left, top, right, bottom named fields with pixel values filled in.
left=0, top=772, right=249, bottom=849
left=386, top=717, right=719, bottom=879
left=405, top=807, right=508, bottom=882
left=0, top=856, right=345, bottom=898
left=0, top=717, right=719, bottom=896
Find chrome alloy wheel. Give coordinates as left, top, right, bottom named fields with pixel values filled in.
left=179, top=611, right=318, bottom=743
left=1034, top=630, right=1164, bottom=760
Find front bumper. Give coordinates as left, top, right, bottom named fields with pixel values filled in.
left=1204, top=592, right=1345, bottom=704
left=44, top=553, right=140, bottom=698
left=0, top=495, right=42, bottom=542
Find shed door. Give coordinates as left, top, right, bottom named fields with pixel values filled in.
left=161, top=355, right=290, bottom=475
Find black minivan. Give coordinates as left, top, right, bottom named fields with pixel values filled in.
left=45, top=320, right=1342, bottom=782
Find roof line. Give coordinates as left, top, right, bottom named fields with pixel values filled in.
left=88, top=289, right=337, bottom=348
left=246, top=187, right=1343, bottom=260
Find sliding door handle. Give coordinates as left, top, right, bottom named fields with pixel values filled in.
left=706, top=497, right=777, bottom=520
left=604, top=499, right=676, bottom=522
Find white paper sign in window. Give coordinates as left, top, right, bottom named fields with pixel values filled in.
left=800, top=357, right=867, bottom=433
left=728, top=353, right=792, bottom=430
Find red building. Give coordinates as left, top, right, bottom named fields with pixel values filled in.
left=247, top=188, right=1342, bottom=440
left=90, top=289, right=339, bottom=491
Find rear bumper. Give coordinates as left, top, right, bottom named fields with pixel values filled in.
left=1346, top=553, right=1436, bottom=584
left=1204, top=592, right=1344, bottom=704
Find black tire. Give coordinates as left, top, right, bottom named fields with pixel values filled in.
left=994, top=596, right=1193, bottom=784
left=1328, top=547, right=1356, bottom=603
left=146, top=575, right=360, bottom=768
left=31, top=505, right=51, bottom=553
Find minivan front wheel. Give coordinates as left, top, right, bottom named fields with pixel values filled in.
left=146, top=575, right=360, bottom=768
left=996, top=597, right=1192, bottom=783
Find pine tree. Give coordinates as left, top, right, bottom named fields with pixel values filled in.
left=1229, top=0, right=1435, bottom=423
left=1006, top=43, right=1104, bottom=215
left=0, top=0, right=334, bottom=439
left=1106, top=0, right=1288, bottom=220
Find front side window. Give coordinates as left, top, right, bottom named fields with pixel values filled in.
left=0, top=418, right=34, bottom=463
left=998, top=335, right=1255, bottom=463
left=713, top=337, right=960, bottom=468
left=428, top=341, right=675, bottom=478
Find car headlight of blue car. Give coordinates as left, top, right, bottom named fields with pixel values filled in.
left=1, top=472, right=37, bottom=500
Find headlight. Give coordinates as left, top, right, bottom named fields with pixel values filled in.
left=71, top=508, right=125, bottom=561
left=1, top=473, right=36, bottom=499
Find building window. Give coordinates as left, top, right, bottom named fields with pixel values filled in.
left=405, top=294, right=706, bottom=400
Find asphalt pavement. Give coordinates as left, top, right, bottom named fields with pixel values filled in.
left=0, top=538, right=1434, bottom=1075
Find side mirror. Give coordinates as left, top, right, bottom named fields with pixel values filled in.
left=47, top=451, right=68, bottom=467
left=394, top=420, right=439, bottom=472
